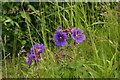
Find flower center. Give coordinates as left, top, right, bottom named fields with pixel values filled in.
left=76, top=34, right=79, bottom=37
left=75, top=31, right=82, bottom=37
left=35, top=49, right=41, bottom=54
left=58, top=35, right=63, bottom=40
left=59, top=36, right=62, bottom=39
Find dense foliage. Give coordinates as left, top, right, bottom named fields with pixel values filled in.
left=2, top=2, right=120, bottom=78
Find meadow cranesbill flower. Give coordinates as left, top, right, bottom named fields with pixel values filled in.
left=30, top=43, right=44, bottom=54
left=30, top=43, right=44, bottom=60
left=25, top=43, right=44, bottom=65
left=71, top=28, right=86, bottom=43
left=25, top=53, right=35, bottom=65
left=52, top=30, right=68, bottom=46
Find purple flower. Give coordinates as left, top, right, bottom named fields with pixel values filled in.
left=30, top=43, right=44, bottom=54
left=71, top=28, right=86, bottom=43
left=25, top=53, right=35, bottom=65
left=52, top=30, right=68, bottom=46
left=58, top=26, right=62, bottom=30
left=34, top=53, right=41, bottom=60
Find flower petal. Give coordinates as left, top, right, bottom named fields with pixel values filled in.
left=76, top=36, right=83, bottom=41
left=82, top=34, right=86, bottom=40
left=30, top=48, right=34, bottom=53
left=52, top=34, right=58, bottom=41
left=58, top=26, right=62, bottom=30
left=25, top=59, right=29, bottom=63
left=26, top=53, right=35, bottom=59
left=76, top=40, right=83, bottom=43
left=38, top=44, right=44, bottom=54
left=56, top=40, right=67, bottom=46
left=25, top=59, right=32, bottom=65
left=30, top=54, right=35, bottom=59
left=56, top=30, right=61, bottom=35
left=77, top=28, right=83, bottom=34
left=26, top=53, right=31, bottom=58
left=71, top=28, right=77, bottom=40
left=33, top=43, right=39, bottom=49
left=71, top=28, right=76, bottom=34
left=62, top=32, right=68, bottom=39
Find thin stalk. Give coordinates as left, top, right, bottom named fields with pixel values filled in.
left=2, top=41, right=7, bottom=78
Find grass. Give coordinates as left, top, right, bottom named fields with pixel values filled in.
left=2, top=2, right=120, bottom=78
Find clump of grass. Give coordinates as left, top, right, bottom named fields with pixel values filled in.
left=2, top=2, right=119, bottom=78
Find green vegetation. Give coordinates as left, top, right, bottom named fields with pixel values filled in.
left=2, top=2, right=120, bottom=78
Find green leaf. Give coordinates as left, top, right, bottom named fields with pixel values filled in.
left=21, top=70, right=28, bottom=76
left=22, top=40, right=26, bottom=45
